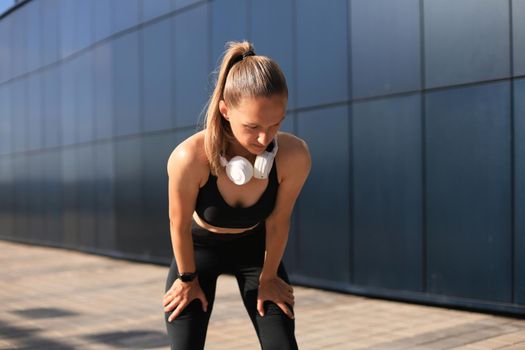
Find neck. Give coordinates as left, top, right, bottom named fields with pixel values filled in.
left=226, top=141, right=256, bottom=162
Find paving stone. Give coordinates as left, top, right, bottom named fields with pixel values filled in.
left=2, top=240, right=525, bottom=350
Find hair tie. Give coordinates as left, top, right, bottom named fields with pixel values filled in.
left=242, top=50, right=255, bottom=60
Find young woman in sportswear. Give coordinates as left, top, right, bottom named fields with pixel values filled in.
left=162, top=41, right=311, bottom=350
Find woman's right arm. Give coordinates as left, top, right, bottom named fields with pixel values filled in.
left=166, top=143, right=200, bottom=273
left=163, top=140, right=208, bottom=321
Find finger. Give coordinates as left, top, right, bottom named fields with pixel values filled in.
left=167, top=302, right=187, bottom=322
left=164, top=297, right=181, bottom=313
left=282, top=294, right=294, bottom=307
left=163, top=288, right=178, bottom=303
left=277, top=302, right=294, bottom=319
left=199, top=295, right=209, bottom=312
left=257, top=298, right=265, bottom=317
left=162, top=292, right=174, bottom=306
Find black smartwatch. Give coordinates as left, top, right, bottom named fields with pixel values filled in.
left=177, top=272, right=197, bottom=282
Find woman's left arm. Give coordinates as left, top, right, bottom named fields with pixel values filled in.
left=257, top=136, right=311, bottom=317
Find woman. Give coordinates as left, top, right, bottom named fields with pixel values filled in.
left=162, top=41, right=311, bottom=350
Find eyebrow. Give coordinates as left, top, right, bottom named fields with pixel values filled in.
left=245, top=116, right=285, bottom=127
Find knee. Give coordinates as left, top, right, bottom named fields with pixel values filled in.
left=256, top=302, right=298, bottom=350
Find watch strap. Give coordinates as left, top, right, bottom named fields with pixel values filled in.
left=177, top=271, right=197, bottom=282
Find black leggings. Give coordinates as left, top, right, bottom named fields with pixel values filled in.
left=164, top=220, right=298, bottom=350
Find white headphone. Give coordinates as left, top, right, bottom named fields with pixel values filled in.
left=220, top=137, right=279, bottom=186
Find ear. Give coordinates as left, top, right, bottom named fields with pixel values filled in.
left=218, top=100, right=229, bottom=121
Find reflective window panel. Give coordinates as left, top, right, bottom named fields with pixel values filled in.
left=351, top=0, right=421, bottom=99
left=41, top=150, right=63, bottom=243
left=142, top=0, right=172, bottom=22
left=0, top=16, right=12, bottom=83
left=142, top=18, right=174, bottom=132
left=11, top=9, right=27, bottom=78
left=75, top=145, right=97, bottom=248
left=424, top=0, right=510, bottom=88
left=251, top=0, right=295, bottom=109
left=112, top=0, right=140, bottom=34
left=113, top=32, right=141, bottom=137
left=60, top=59, right=76, bottom=146
left=173, top=0, right=202, bottom=11
left=61, top=147, right=79, bottom=245
left=114, top=136, right=145, bottom=254
left=296, top=105, right=350, bottom=282
left=0, top=156, right=15, bottom=237
left=59, top=0, right=75, bottom=59
left=76, top=52, right=95, bottom=144
left=173, top=4, right=209, bottom=127
left=515, top=78, right=525, bottom=304
left=426, top=81, right=512, bottom=302
left=352, top=94, right=423, bottom=290
left=210, top=0, right=248, bottom=66
left=41, top=0, right=60, bottom=67
left=26, top=0, right=42, bottom=73
left=12, top=155, right=30, bottom=239
left=27, top=73, right=43, bottom=151
left=94, top=141, right=117, bottom=251
left=43, top=67, right=61, bottom=149
left=11, top=78, right=27, bottom=153
left=74, top=0, right=94, bottom=53
left=94, top=43, right=114, bottom=140
left=93, top=0, right=112, bottom=44
left=0, top=84, right=11, bottom=154
left=297, top=0, right=348, bottom=108
left=514, top=0, right=525, bottom=76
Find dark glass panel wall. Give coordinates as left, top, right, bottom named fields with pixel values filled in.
left=426, top=82, right=512, bottom=302
left=424, top=0, right=510, bottom=88
left=296, top=106, right=351, bottom=285
left=142, top=17, right=173, bottom=132
left=514, top=0, right=525, bottom=76
left=251, top=0, right=295, bottom=109
left=0, top=0, right=524, bottom=316
left=351, top=0, right=421, bottom=99
left=174, top=4, right=209, bottom=128
left=515, top=79, right=525, bottom=304
left=352, top=95, right=423, bottom=291
left=210, top=0, right=248, bottom=64
left=297, top=0, right=348, bottom=108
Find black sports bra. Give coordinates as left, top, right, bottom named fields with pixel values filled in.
left=194, top=163, right=279, bottom=229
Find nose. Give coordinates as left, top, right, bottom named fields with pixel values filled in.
left=258, top=132, right=271, bottom=146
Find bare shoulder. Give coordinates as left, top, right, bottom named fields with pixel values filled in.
left=167, top=130, right=209, bottom=185
left=276, top=132, right=311, bottom=179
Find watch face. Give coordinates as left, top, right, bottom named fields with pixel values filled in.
left=179, top=273, right=195, bottom=282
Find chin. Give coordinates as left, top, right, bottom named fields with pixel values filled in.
left=250, top=146, right=266, bottom=155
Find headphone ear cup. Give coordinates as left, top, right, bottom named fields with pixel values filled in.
left=254, top=152, right=273, bottom=179
left=225, top=156, right=254, bottom=185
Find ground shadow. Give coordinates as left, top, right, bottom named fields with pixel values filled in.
left=11, top=307, right=79, bottom=319
left=0, top=319, right=75, bottom=350
left=84, top=330, right=169, bottom=349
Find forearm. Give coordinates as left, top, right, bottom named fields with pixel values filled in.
left=170, top=223, right=196, bottom=273
left=260, top=218, right=290, bottom=281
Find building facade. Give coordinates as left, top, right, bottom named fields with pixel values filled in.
left=0, top=0, right=524, bottom=315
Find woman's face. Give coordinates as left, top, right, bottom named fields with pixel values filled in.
left=219, top=95, right=287, bottom=155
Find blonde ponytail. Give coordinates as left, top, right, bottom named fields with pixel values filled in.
left=203, top=41, right=288, bottom=176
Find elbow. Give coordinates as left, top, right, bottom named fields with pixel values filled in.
left=265, top=215, right=290, bottom=234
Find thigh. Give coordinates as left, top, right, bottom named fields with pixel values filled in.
left=235, top=262, right=298, bottom=350
left=164, top=241, right=224, bottom=350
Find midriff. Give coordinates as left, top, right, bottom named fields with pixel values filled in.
left=192, top=212, right=259, bottom=234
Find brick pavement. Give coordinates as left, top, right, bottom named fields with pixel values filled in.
left=1, top=240, right=525, bottom=350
